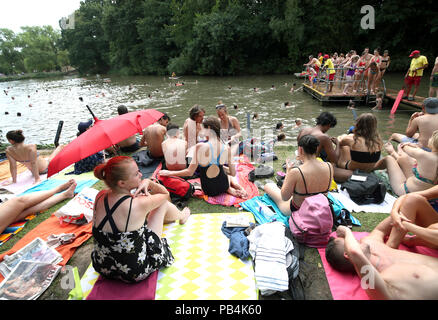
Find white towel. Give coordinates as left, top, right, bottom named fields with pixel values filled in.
left=247, top=221, right=294, bottom=296
left=329, top=189, right=397, bottom=214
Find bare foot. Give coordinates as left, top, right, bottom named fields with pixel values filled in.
left=236, top=189, right=248, bottom=199
left=57, top=179, right=76, bottom=193
left=179, top=207, right=191, bottom=225
left=384, top=142, right=397, bottom=157
left=63, top=181, right=77, bottom=199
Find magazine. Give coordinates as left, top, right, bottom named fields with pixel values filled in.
left=0, top=237, right=62, bottom=278
left=225, top=215, right=251, bottom=228
left=0, top=261, right=61, bottom=300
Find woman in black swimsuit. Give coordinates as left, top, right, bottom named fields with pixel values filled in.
left=159, top=116, right=248, bottom=198
left=91, top=156, right=190, bottom=283
left=336, top=113, right=383, bottom=182
left=263, top=135, right=333, bottom=216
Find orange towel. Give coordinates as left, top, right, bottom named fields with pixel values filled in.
left=0, top=214, right=92, bottom=283
left=0, top=160, right=28, bottom=183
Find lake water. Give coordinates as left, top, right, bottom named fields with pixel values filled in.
left=0, top=73, right=431, bottom=146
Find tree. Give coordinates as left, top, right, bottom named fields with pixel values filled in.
left=61, top=0, right=110, bottom=75
left=0, top=28, right=24, bottom=74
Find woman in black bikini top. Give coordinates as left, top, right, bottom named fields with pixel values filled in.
left=263, top=134, right=333, bottom=216
left=336, top=113, right=383, bottom=182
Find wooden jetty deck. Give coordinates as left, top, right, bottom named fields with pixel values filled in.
left=302, top=82, right=376, bottom=105
left=384, top=89, right=425, bottom=110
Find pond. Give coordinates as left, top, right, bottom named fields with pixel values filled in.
left=0, top=73, right=430, bottom=146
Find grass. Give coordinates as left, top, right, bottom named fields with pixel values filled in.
left=0, top=145, right=389, bottom=300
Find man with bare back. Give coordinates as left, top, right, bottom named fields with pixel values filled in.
left=139, top=113, right=170, bottom=158
left=326, top=208, right=438, bottom=299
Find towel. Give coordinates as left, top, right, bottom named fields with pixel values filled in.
left=329, top=189, right=397, bottom=214
left=0, top=214, right=37, bottom=247
left=86, top=271, right=158, bottom=300
left=0, top=170, right=47, bottom=195
left=240, top=194, right=290, bottom=227
left=189, top=156, right=259, bottom=207
left=247, top=221, right=294, bottom=295
left=317, top=231, right=438, bottom=300
left=0, top=160, right=28, bottom=183
left=0, top=215, right=93, bottom=283
left=18, top=179, right=98, bottom=196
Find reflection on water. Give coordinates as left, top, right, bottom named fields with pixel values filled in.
left=0, top=73, right=429, bottom=145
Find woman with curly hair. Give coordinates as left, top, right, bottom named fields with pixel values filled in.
left=336, top=113, right=383, bottom=182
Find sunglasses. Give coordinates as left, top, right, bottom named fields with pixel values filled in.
left=215, top=104, right=226, bottom=110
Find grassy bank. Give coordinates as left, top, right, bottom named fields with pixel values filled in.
left=0, top=145, right=388, bottom=300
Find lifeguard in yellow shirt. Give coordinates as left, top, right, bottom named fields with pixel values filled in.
left=404, top=50, right=428, bottom=101
left=322, top=54, right=336, bottom=93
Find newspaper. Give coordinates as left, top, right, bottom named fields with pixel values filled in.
left=0, top=261, right=61, bottom=300
left=225, top=215, right=251, bottom=228
left=0, top=237, right=62, bottom=278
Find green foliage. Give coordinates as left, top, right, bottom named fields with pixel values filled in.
left=56, top=0, right=437, bottom=76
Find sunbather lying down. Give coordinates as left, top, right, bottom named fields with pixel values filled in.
left=325, top=196, right=438, bottom=300
left=0, top=179, right=77, bottom=234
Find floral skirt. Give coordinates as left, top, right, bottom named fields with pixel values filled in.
left=91, top=225, right=174, bottom=283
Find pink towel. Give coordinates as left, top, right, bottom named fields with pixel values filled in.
left=318, top=231, right=438, bottom=300
left=86, top=271, right=158, bottom=300
left=189, top=156, right=259, bottom=207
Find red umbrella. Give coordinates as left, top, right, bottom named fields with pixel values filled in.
left=47, top=109, right=163, bottom=177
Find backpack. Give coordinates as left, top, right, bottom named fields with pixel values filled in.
left=340, top=170, right=386, bottom=205
left=156, top=175, right=194, bottom=201
left=248, top=164, right=274, bottom=182
left=289, top=193, right=334, bottom=248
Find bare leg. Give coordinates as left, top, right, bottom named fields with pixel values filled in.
left=386, top=193, right=438, bottom=248
left=374, top=156, right=407, bottom=196
left=161, top=201, right=191, bottom=225
left=0, top=179, right=76, bottom=233
left=333, top=165, right=353, bottom=183
left=263, top=183, right=292, bottom=216
left=384, top=142, right=400, bottom=160
left=389, top=133, right=405, bottom=144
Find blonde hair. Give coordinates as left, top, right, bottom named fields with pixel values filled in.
left=430, top=130, right=438, bottom=151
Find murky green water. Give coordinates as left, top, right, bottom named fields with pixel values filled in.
left=0, top=73, right=430, bottom=145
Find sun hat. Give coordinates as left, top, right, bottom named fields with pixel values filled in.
left=424, top=97, right=438, bottom=114
left=409, top=50, right=420, bottom=57
left=78, top=119, right=93, bottom=134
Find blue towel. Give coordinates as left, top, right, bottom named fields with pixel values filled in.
left=19, top=179, right=98, bottom=196
left=240, top=194, right=290, bottom=227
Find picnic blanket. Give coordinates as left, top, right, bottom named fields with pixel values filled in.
left=0, top=188, right=99, bottom=283
left=0, top=160, right=28, bottom=183
left=70, top=212, right=258, bottom=300
left=329, top=188, right=397, bottom=214
left=317, top=231, right=438, bottom=300
left=189, top=156, right=259, bottom=207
